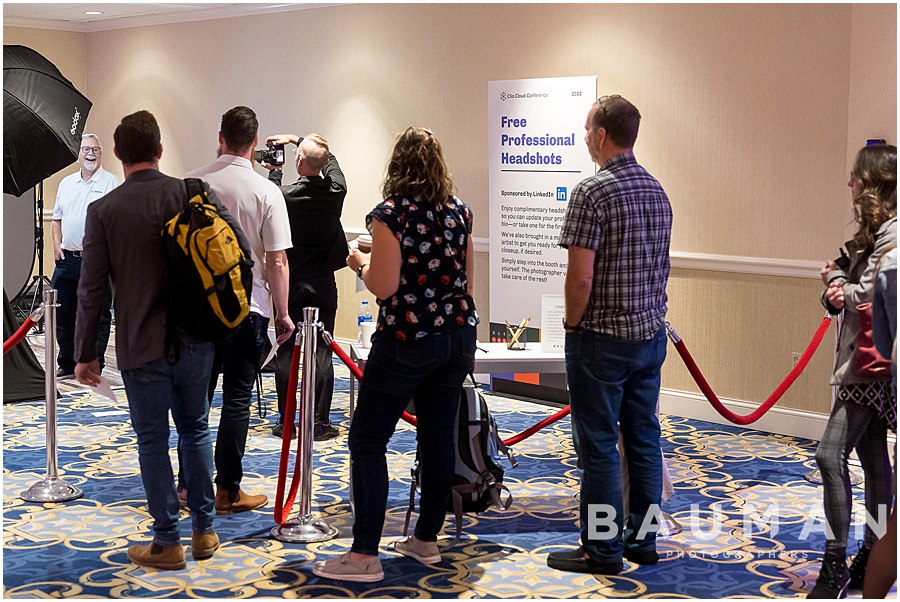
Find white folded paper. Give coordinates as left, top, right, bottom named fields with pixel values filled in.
left=91, top=376, right=118, bottom=403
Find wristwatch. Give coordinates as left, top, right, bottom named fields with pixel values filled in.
left=562, top=317, right=580, bottom=331
left=357, top=264, right=368, bottom=279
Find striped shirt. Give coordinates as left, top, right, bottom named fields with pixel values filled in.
left=558, top=152, right=672, bottom=340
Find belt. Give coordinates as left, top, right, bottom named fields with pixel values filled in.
left=63, top=250, right=83, bottom=257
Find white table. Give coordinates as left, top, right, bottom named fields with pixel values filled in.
left=347, top=341, right=566, bottom=409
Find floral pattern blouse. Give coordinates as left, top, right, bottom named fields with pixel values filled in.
left=367, top=194, right=479, bottom=342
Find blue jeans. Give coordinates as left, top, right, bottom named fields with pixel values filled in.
left=120, top=334, right=216, bottom=545
left=349, top=326, right=476, bottom=555
left=565, top=326, right=667, bottom=563
left=215, top=312, right=269, bottom=492
left=51, top=252, right=111, bottom=371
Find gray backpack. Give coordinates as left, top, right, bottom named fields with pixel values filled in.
left=404, top=378, right=516, bottom=541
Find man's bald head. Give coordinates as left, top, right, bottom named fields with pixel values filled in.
left=296, top=133, right=329, bottom=175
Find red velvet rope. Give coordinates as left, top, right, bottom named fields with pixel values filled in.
left=502, top=405, right=571, bottom=446
left=670, top=315, right=833, bottom=425
left=328, top=339, right=577, bottom=442
left=273, top=340, right=303, bottom=525
left=4, top=317, right=35, bottom=356
left=327, top=339, right=418, bottom=427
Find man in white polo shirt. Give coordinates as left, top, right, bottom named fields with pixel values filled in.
left=186, top=106, right=293, bottom=514
left=51, top=133, right=119, bottom=378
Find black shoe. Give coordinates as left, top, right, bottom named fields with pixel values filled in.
left=314, top=423, right=340, bottom=441
left=272, top=422, right=296, bottom=440
left=547, top=547, right=623, bottom=575
left=807, top=553, right=849, bottom=599
left=56, top=368, right=75, bottom=380
left=624, top=547, right=659, bottom=565
left=847, top=544, right=871, bottom=590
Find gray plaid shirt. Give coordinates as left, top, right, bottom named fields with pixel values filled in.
left=558, top=152, right=672, bottom=340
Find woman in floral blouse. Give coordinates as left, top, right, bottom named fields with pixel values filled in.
left=315, top=127, right=478, bottom=583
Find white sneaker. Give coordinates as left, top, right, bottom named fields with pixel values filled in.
left=393, top=535, right=441, bottom=564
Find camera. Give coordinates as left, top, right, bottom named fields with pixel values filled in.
left=254, top=141, right=285, bottom=166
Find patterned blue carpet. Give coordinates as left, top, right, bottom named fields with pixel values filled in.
left=1, top=360, right=882, bottom=598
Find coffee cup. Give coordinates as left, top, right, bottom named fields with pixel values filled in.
left=356, top=234, right=372, bottom=253
left=359, top=321, right=376, bottom=348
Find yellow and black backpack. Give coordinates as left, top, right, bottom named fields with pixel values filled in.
left=161, top=178, right=253, bottom=343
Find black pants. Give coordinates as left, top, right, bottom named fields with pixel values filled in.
left=215, top=312, right=270, bottom=492
left=274, top=275, right=338, bottom=426
left=51, top=251, right=112, bottom=371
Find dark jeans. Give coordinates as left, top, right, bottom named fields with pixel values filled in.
left=176, top=342, right=221, bottom=491
left=120, top=333, right=216, bottom=545
left=214, top=312, right=269, bottom=492
left=274, top=275, right=337, bottom=426
left=52, top=251, right=111, bottom=371
left=565, top=326, right=667, bottom=563
left=349, top=326, right=476, bottom=555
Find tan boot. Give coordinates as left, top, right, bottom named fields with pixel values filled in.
left=191, top=531, right=219, bottom=560
left=127, top=542, right=186, bottom=570
left=215, top=486, right=267, bottom=514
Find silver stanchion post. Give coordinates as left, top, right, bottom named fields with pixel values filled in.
left=272, top=307, right=338, bottom=542
left=21, top=289, right=83, bottom=503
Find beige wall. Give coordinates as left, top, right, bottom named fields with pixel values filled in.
left=5, top=4, right=896, bottom=416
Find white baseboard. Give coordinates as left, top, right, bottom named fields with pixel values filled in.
left=660, top=387, right=897, bottom=451
left=659, top=388, right=829, bottom=441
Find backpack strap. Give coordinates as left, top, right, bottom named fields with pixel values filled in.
left=163, top=179, right=205, bottom=366
left=184, top=178, right=206, bottom=205
left=403, top=457, right=420, bottom=538
left=450, top=488, right=465, bottom=543
left=255, top=369, right=266, bottom=418
left=490, top=483, right=514, bottom=510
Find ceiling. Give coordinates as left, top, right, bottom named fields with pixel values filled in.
left=3, top=3, right=334, bottom=33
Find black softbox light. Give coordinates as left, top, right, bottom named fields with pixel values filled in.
left=3, top=45, right=92, bottom=196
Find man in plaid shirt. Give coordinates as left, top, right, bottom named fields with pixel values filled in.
left=548, top=95, right=672, bottom=575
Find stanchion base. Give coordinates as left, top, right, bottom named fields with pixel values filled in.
left=658, top=511, right=683, bottom=537
left=803, top=468, right=862, bottom=486
left=20, top=477, right=83, bottom=503
left=271, top=515, right=339, bottom=543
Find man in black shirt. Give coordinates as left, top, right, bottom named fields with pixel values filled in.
left=266, top=133, right=348, bottom=441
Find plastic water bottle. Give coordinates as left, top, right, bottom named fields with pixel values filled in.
left=357, top=300, right=373, bottom=345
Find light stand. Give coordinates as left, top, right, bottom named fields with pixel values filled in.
left=12, top=181, right=53, bottom=333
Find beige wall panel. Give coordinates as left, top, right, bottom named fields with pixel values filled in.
left=472, top=251, right=491, bottom=343
left=3, top=26, right=87, bottom=279
left=664, top=268, right=835, bottom=413
left=587, top=4, right=852, bottom=262
left=335, top=267, right=375, bottom=341
left=79, top=4, right=859, bottom=260
left=843, top=4, right=898, bottom=236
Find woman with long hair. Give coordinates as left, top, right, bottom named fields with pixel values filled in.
left=809, top=144, right=896, bottom=599
left=314, top=127, right=478, bottom=582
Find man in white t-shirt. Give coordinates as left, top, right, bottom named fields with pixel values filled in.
left=185, top=106, right=293, bottom=514
left=51, top=134, right=119, bottom=378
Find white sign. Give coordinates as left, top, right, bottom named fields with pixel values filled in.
left=540, top=294, right=565, bottom=352
left=488, top=76, right=596, bottom=336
